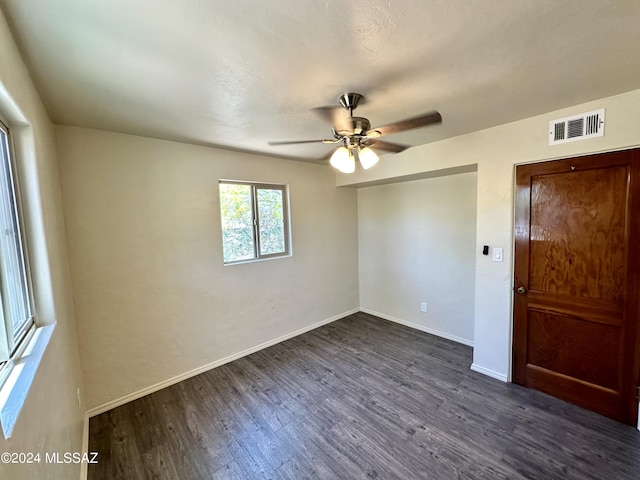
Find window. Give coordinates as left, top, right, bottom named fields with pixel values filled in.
left=219, top=181, right=290, bottom=264
left=0, top=121, right=35, bottom=384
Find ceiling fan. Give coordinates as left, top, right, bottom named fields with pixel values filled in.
left=269, top=93, right=442, bottom=173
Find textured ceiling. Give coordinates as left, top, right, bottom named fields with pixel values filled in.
left=2, top=0, right=640, bottom=161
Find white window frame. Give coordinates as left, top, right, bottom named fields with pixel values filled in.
left=219, top=180, right=291, bottom=265
left=0, top=118, right=36, bottom=390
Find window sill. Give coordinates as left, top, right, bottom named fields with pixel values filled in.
left=224, top=253, right=292, bottom=266
left=0, top=324, right=54, bottom=438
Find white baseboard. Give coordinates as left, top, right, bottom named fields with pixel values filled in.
left=360, top=308, right=474, bottom=347
left=470, top=363, right=509, bottom=383
left=86, top=308, right=359, bottom=418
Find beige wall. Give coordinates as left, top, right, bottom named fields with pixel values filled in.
left=340, top=88, right=640, bottom=381
left=56, top=126, right=359, bottom=412
left=358, top=171, right=477, bottom=345
left=0, top=8, right=85, bottom=480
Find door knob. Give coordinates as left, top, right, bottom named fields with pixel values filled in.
left=516, top=286, right=527, bottom=295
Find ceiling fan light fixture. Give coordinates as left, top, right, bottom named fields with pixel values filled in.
left=269, top=92, right=442, bottom=171
left=341, top=150, right=356, bottom=173
left=330, top=146, right=355, bottom=173
left=358, top=147, right=379, bottom=170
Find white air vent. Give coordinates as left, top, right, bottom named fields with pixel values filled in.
left=549, top=109, right=605, bottom=145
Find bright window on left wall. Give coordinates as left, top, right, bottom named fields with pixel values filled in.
left=0, top=120, right=35, bottom=389
left=219, top=181, right=291, bottom=264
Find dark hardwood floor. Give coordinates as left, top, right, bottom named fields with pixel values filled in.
left=88, top=312, right=640, bottom=479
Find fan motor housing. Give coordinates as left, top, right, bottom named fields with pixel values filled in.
left=336, top=116, right=371, bottom=137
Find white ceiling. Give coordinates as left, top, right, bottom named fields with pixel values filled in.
left=2, top=0, right=640, bottom=161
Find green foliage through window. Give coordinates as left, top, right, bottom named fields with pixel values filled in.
left=219, top=181, right=289, bottom=263
left=257, top=188, right=285, bottom=255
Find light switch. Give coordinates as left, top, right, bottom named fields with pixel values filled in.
left=492, top=247, right=503, bottom=262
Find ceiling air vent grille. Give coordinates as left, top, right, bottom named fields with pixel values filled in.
left=549, top=109, right=605, bottom=145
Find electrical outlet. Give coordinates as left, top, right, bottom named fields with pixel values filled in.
left=420, top=302, right=427, bottom=312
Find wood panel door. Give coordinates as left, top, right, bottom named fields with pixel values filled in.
left=513, top=149, right=640, bottom=425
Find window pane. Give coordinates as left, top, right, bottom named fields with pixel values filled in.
left=219, top=183, right=255, bottom=262
left=257, top=188, right=285, bottom=256
left=0, top=129, right=30, bottom=343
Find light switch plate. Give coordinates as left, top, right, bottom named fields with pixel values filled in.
left=492, top=247, right=503, bottom=262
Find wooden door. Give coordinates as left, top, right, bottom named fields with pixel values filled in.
left=512, top=149, right=640, bottom=425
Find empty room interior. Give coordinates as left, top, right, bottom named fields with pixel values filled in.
left=1, top=1, right=640, bottom=479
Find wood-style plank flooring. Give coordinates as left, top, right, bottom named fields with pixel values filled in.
left=88, top=312, right=640, bottom=479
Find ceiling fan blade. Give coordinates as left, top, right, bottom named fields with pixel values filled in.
left=312, top=106, right=352, bottom=134
left=268, top=139, right=338, bottom=146
left=366, top=139, right=409, bottom=153
left=366, top=110, right=442, bottom=137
